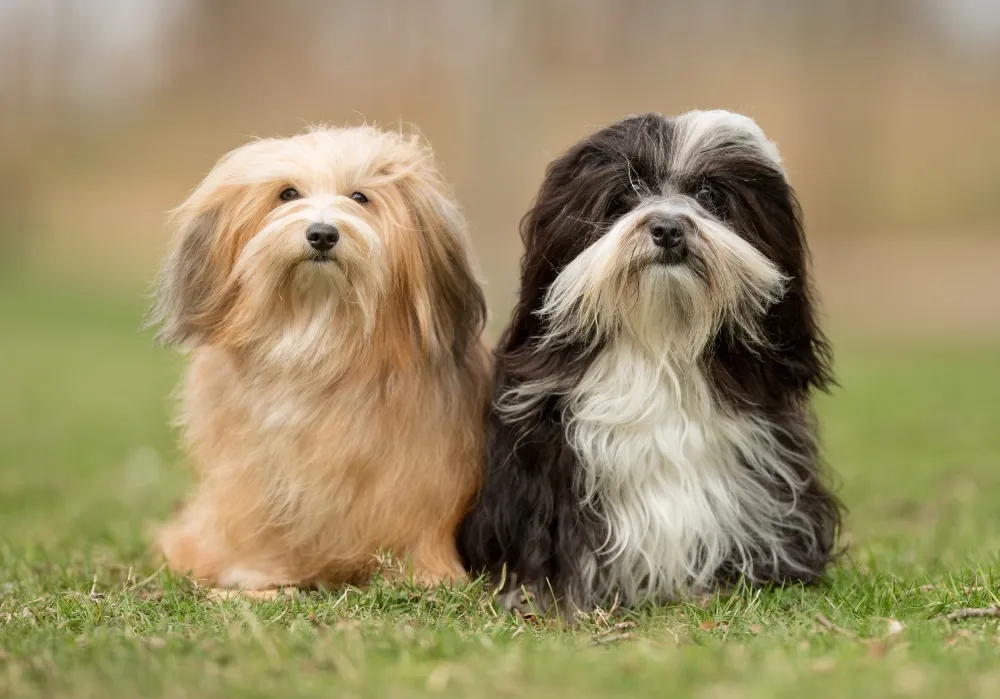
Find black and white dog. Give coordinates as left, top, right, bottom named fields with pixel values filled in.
left=460, top=110, right=841, bottom=614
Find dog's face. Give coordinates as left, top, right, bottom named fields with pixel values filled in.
left=149, top=126, right=483, bottom=367
left=520, top=110, right=806, bottom=359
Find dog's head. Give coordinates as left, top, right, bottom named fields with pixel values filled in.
left=510, top=111, right=823, bottom=367
left=148, top=126, right=484, bottom=369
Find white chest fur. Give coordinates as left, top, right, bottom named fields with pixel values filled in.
left=564, top=340, right=804, bottom=604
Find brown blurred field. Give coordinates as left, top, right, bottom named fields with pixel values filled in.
left=2, top=0, right=999, bottom=339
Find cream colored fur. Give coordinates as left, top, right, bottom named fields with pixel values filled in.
left=150, top=126, right=490, bottom=590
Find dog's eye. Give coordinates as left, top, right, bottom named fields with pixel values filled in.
left=279, top=187, right=301, bottom=202
left=350, top=191, right=369, bottom=204
left=607, top=193, right=633, bottom=219
left=695, top=182, right=724, bottom=213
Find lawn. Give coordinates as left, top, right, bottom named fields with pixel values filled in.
left=2, top=270, right=1000, bottom=698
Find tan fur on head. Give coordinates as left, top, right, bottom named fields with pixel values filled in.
left=148, top=126, right=491, bottom=590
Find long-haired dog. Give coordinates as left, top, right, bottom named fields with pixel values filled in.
left=459, top=111, right=841, bottom=614
left=148, top=126, right=490, bottom=591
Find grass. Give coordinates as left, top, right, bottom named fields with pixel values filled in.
left=2, top=270, right=1000, bottom=698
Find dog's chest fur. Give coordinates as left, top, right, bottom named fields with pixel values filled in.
left=564, top=340, right=789, bottom=604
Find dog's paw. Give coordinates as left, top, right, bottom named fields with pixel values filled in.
left=496, top=580, right=553, bottom=617
left=206, top=587, right=298, bottom=601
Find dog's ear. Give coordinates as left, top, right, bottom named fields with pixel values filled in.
left=504, top=143, right=596, bottom=355
left=507, top=115, right=664, bottom=354
left=710, top=170, right=834, bottom=406
left=398, top=167, right=486, bottom=362
left=760, top=187, right=834, bottom=396
left=146, top=200, right=231, bottom=348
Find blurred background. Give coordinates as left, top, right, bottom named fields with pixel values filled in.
left=2, top=12, right=1000, bottom=699
left=1, top=1, right=999, bottom=560
left=1, top=0, right=998, bottom=337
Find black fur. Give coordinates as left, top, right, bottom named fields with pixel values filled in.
left=459, top=112, right=842, bottom=612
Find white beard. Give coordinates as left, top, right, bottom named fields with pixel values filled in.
left=564, top=336, right=818, bottom=605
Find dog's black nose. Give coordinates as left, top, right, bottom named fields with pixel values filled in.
left=306, top=223, right=339, bottom=252
left=650, top=218, right=685, bottom=249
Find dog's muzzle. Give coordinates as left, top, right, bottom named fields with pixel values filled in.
left=306, top=223, right=339, bottom=253
left=648, top=215, right=688, bottom=264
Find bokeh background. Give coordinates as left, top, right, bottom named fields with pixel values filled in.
left=2, top=0, right=999, bottom=338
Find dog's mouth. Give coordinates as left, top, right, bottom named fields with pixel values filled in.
left=644, top=247, right=710, bottom=284
left=305, top=251, right=335, bottom=264
left=654, top=246, right=688, bottom=266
